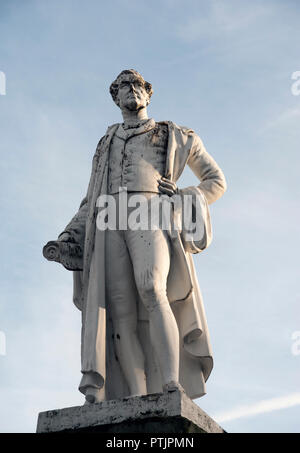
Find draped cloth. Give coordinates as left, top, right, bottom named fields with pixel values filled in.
left=61, top=121, right=227, bottom=400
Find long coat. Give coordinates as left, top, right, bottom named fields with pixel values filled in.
left=61, top=120, right=227, bottom=400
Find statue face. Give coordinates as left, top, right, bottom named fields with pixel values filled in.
left=116, top=74, right=149, bottom=111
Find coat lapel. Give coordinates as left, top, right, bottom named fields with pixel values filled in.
left=83, top=124, right=119, bottom=287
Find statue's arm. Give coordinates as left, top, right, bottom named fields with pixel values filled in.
left=42, top=197, right=88, bottom=270
left=186, top=133, right=227, bottom=204
left=57, top=197, right=89, bottom=245
left=43, top=137, right=103, bottom=270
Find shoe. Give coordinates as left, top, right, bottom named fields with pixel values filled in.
left=163, top=381, right=185, bottom=393
left=84, top=386, right=102, bottom=404
left=85, top=393, right=96, bottom=404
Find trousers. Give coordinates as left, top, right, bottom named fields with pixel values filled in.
left=105, top=192, right=171, bottom=320
left=81, top=192, right=180, bottom=398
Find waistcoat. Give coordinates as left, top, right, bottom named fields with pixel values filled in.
left=108, top=119, right=168, bottom=194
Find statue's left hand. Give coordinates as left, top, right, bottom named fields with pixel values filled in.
left=158, top=177, right=178, bottom=196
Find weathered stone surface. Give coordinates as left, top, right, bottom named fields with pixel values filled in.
left=36, top=388, right=225, bottom=433
left=43, top=69, right=227, bottom=405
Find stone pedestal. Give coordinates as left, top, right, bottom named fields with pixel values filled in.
left=37, top=388, right=225, bottom=433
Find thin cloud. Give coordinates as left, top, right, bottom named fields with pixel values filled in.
left=214, top=393, right=300, bottom=423
left=177, top=0, right=270, bottom=42
left=263, top=107, right=300, bottom=131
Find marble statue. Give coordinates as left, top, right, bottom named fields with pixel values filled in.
left=43, top=69, right=227, bottom=404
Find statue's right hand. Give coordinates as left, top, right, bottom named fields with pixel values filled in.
left=43, top=239, right=83, bottom=271
left=58, top=232, right=72, bottom=242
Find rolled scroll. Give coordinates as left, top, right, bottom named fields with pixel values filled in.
left=43, top=240, right=83, bottom=271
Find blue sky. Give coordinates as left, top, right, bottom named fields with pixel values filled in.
left=0, top=0, right=300, bottom=433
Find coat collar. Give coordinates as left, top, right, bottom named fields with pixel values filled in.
left=115, top=118, right=156, bottom=141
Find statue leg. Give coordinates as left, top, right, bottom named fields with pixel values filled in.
left=106, top=229, right=147, bottom=396
left=126, top=228, right=180, bottom=387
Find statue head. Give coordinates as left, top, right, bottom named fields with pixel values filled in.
left=110, top=69, right=153, bottom=112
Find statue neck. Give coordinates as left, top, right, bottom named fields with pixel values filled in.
left=121, top=106, right=149, bottom=128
